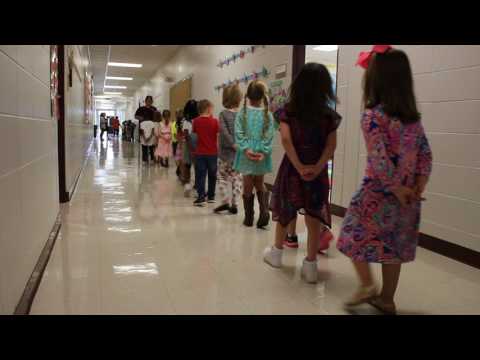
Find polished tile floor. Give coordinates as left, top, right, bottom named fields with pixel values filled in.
left=31, top=138, right=480, bottom=315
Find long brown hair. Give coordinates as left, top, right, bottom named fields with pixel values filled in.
left=242, top=80, right=270, bottom=139
left=363, top=49, right=420, bottom=124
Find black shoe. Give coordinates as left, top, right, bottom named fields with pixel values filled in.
left=214, top=204, right=230, bottom=213
left=243, top=194, right=255, bottom=227
left=284, top=235, right=299, bottom=249
left=208, top=197, right=216, bottom=204
left=229, top=205, right=238, bottom=215
left=256, top=191, right=270, bottom=229
left=193, top=198, right=206, bottom=207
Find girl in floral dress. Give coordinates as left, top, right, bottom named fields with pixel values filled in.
left=263, top=63, right=341, bottom=284
left=337, top=46, right=433, bottom=315
left=233, top=80, right=274, bottom=229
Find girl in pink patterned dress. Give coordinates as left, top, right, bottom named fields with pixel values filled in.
left=337, top=46, right=433, bottom=315
left=155, top=110, right=173, bottom=167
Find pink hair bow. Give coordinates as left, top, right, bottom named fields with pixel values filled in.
left=356, top=45, right=392, bottom=69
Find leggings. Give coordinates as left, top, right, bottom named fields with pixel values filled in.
left=217, top=159, right=242, bottom=206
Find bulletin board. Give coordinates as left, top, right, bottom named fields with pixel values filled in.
left=169, top=77, right=192, bottom=114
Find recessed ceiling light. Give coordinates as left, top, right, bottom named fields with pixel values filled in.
left=104, top=91, right=122, bottom=95
left=108, top=62, right=143, bottom=68
left=106, top=76, right=133, bottom=81
left=312, top=45, right=338, bottom=52
left=104, top=85, right=127, bottom=89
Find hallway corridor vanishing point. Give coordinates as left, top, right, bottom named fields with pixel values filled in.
left=30, top=138, right=480, bottom=315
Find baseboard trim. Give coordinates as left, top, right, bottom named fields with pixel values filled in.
left=329, top=203, right=480, bottom=270
left=14, top=213, right=62, bottom=315
left=331, top=204, right=347, bottom=217
left=67, top=138, right=94, bottom=202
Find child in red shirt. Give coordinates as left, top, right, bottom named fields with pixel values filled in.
left=192, top=99, right=220, bottom=206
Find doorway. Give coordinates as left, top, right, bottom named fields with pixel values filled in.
left=169, top=76, right=192, bottom=115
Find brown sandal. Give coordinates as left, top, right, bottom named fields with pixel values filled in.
left=368, top=297, right=397, bottom=315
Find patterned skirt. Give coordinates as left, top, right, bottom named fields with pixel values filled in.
left=270, top=155, right=331, bottom=227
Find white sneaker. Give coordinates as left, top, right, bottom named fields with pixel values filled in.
left=184, top=184, right=192, bottom=197
left=301, top=258, right=318, bottom=284
left=263, top=246, right=283, bottom=268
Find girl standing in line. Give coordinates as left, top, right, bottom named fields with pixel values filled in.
left=174, top=110, right=184, bottom=180
left=174, top=109, right=184, bottom=178
left=263, top=63, right=341, bottom=284
left=337, top=46, right=432, bottom=315
left=182, top=100, right=199, bottom=197
left=233, top=80, right=274, bottom=229
left=155, top=110, right=173, bottom=167
left=214, top=84, right=244, bottom=215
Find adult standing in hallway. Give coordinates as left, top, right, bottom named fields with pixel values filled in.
left=100, top=113, right=108, bottom=141
left=135, top=95, right=158, bottom=141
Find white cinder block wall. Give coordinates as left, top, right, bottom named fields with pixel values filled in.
left=335, top=45, right=480, bottom=252
left=0, top=45, right=59, bottom=314
left=133, top=45, right=293, bottom=184
left=64, top=45, right=93, bottom=194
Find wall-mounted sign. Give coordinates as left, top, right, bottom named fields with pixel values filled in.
left=275, top=64, right=287, bottom=79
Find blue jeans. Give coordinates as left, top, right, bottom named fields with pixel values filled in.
left=195, top=155, right=218, bottom=200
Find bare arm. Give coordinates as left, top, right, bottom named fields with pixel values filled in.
left=313, top=130, right=337, bottom=172
left=279, top=122, right=305, bottom=174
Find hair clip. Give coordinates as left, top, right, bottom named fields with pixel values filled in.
left=356, top=45, right=392, bottom=69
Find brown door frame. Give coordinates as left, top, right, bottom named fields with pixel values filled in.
left=292, top=45, right=306, bottom=79
left=57, top=45, right=69, bottom=203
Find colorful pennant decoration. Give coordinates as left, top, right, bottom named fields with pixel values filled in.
left=214, top=66, right=270, bottom=91
left=216, top=45, right=266, bottom=68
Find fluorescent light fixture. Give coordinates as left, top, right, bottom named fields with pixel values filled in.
left=312, top=45, right=338, bottom=52
left=108, top=62, right=143, bottom=68
left=105, top=76, right=133, bottom=81
left=104, top=91, right=122, bottom=95
left=104, top=85, right=127, bottom=89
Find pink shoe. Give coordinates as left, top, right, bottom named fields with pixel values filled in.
left=318, top=228, right=334, bottom=253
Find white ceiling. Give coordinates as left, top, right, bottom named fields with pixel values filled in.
left=305, top=45, right=338, bottom=66
left=89, top=45, right=181, bottom=98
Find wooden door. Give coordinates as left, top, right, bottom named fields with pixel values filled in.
left=169, top=77, right=192, bottom=114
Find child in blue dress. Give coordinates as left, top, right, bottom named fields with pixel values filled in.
left=233, top=80, right=275, bottom=228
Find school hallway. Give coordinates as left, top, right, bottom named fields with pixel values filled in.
left=29, top=138, right=480, bottom=315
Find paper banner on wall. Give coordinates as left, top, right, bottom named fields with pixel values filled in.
left=214, top=66, right=270, bottom=91
left=216, top=45, right=266, bottom=68
left=269, top=79, right=287, bottom=114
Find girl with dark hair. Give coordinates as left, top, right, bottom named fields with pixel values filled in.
left=263, top=63, right=341, bottom=284
left=337, top=46, right=433, bottom=314
left=181, top=100, right=200, bottom=197
left=233, top=80, right=274, bottom=229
